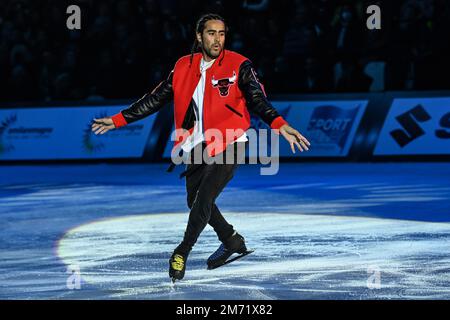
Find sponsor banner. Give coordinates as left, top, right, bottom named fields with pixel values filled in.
left=163, top=100, right=367, bottom=158
left=374, top=98, right=450, bottom=155
left=265, top=100, right=367, bottom=157
left=163, top=125, right=176, bottom=158
left=0, top=106, right=155, bottom=160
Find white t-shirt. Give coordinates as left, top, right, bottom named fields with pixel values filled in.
left=181, top=58, right=248, bottom=153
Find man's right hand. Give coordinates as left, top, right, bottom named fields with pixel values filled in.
left=91, top=117, right=116, bottom=135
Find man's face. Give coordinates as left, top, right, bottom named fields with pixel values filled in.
left=197, top=20, right=226, bottom=60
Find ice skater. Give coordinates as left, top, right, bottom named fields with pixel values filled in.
left=91, top=13, right=310, bottom=282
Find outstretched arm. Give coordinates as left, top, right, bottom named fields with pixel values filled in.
left=278, top=124, right=311, bottom=154
left=91, top=117, right=115, bottom=135
left=238, top=60, right=310, bottom=153
left=91, top=70, right=174, bottom=135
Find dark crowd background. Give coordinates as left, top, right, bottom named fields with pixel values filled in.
left=1, top=0, right=449, bottom=104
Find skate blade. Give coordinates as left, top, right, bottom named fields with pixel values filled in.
left=207, top=250, right=254, bottom=270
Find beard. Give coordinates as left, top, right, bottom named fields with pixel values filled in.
left=201, top=42, right=223, bottom=60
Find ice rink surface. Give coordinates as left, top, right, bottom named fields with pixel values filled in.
left=1, top=162, right=450, bottom=299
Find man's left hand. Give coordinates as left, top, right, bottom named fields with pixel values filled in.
left=279, top=124, right=311, bottom=153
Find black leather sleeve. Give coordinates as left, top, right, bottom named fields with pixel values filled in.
left=238, top=60, right=281, bottom=126
left=121, top=70, right=174, bottom=124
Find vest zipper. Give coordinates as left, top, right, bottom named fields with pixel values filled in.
left=225, top=104, right=243, bottom=117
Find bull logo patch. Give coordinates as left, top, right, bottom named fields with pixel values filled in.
left=211, top=71, right=236, bottom=97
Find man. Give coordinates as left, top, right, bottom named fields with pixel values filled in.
left=91, top=13, right=310, bottom=282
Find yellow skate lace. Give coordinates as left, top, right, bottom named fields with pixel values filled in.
left=171, top=254, right=185, bottom=271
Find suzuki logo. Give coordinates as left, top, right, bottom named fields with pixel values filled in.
left=390, top=105, right=431, bottom=147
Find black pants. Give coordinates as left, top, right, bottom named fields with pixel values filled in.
left=175, top=141, right=246, bottom=255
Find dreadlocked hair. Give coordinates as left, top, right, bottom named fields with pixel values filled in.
left=190, top=13, right=228, bottom=67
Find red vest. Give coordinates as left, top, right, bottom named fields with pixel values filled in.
left=112, top=49, right=288, bottom=157
left=172, top=50, right=252, bottom=157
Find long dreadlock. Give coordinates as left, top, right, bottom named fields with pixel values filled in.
left=189, top=13, right=228, bottom=67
